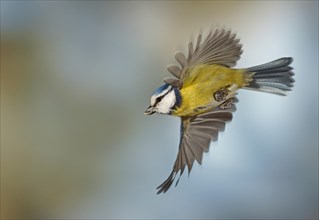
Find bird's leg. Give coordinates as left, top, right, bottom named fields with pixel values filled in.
left=220, top=98, right=236, bottom=110
left=214, top=85, right=231, bottom=102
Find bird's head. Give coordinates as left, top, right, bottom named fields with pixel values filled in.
left=144, top=83, right=181, bottom=115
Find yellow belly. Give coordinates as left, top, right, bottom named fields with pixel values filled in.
left=172, top=64, right=250, bottom=117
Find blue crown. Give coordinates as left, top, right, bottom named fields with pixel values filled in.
left=153, top=83, right=170, bottom=95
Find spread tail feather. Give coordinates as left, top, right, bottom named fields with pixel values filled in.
left=244, top=57, right=294, bottom=96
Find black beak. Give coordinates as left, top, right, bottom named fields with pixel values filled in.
left=144, top=106, right=155, bottom=115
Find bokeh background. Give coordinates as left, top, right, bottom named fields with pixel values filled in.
left=1, top=1, right=318, bottom=219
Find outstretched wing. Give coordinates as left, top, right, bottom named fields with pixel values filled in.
left=164, top=28, right=243, bottom=87
left=156, top=98, right=238, bottom=194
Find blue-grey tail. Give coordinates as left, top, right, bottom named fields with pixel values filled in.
left=244, top=57, right=294, bottom=96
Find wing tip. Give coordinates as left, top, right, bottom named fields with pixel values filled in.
left=156, top=170, right=177, bottom=194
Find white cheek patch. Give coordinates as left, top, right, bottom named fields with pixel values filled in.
left=150, top=96, right=156, bottom=106
left=150, top=85, right=172, bottom=107
left=156, top=90, right=176, bottom=114
left=150, top=86, right=171, bottom=107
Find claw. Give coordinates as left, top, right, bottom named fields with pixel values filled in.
left=214, top=85, right=231, bottom=102
left=220, top=98, right=236, bottom=110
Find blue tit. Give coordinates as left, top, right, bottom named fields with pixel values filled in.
left=144, top=28, right=294, bottom=194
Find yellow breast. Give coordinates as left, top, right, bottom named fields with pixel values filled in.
left=172, top=64, right=250, bottom=117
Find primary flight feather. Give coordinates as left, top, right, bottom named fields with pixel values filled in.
left=144, top=28, right=294, bottom=194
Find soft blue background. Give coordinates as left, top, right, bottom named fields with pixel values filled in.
left=1, top=1, right=318, bottom=219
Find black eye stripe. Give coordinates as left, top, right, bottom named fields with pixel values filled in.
left=153, top=97, right=162, bottom=106
left=153, top=87, right=172, bottom=106
left=155, top=89, right=170, bottom=104
left=156, top=96, right=163, bottom=102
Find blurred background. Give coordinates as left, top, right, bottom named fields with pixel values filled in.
left=1, top=1, right=318, bottom=219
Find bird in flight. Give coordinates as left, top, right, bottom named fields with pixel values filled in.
left=144, top=28, right=294, bottom=194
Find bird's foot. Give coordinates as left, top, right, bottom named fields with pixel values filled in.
left=214, top=85, right=231, bottom=102
left=220, top=98, right=236, bottom=110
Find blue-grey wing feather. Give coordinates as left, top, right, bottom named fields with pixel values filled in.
left=165, top=28, right=242, bottom=87
left=156, top=99, right=237, bottom=194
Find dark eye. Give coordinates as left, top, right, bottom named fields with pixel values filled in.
left=156, top=96, right=163, bottom=103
